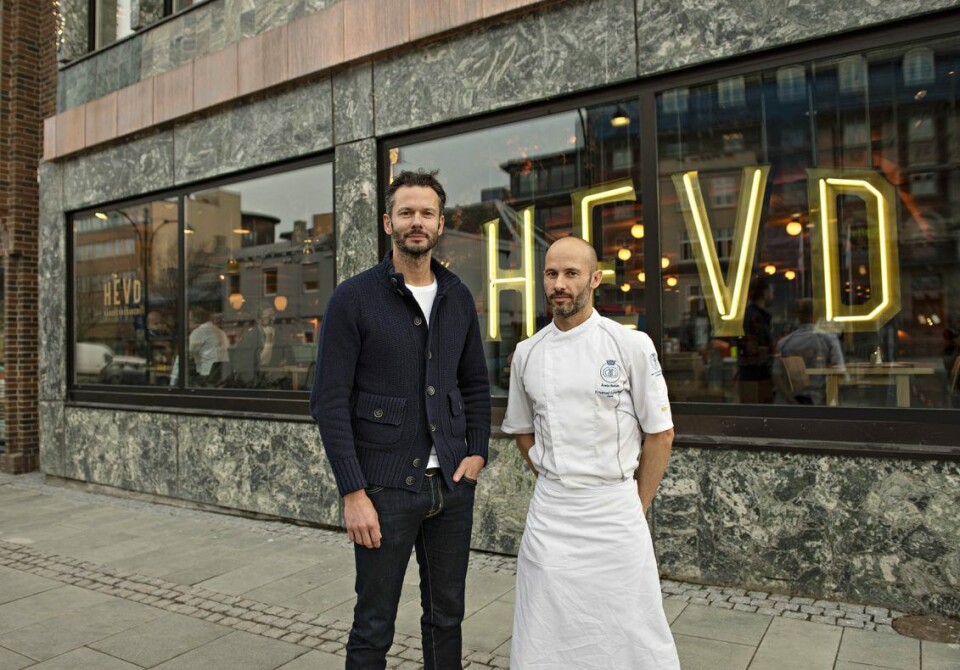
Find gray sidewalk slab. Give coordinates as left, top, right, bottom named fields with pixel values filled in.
left=0, top=473, right=957, bottom=669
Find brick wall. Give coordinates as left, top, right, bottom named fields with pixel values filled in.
left=0, top=0, right=59, bottom=473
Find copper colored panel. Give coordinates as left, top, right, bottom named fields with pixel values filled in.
left=84, top=92, right=118, bottom=146
left=482, top=0, right=546, bottom=18
left=43, top=116, right=57, bottom=161
left=409, top=0, right=482, bottom=41
left=344, top=0, right=409, bottom=61
left=56, top=106, right=85, bottom=157
left=194, top=45, right=238, bottom=111
left=239, top=25, right=288, bottom=96
left=154, top=62, right=194, bottom=125
left=117, top=78, right=155, bottom=137
left=288, top=2, right=344, bottom=79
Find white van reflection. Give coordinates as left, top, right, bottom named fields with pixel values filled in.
left=75, top=343, right=148, bottom=385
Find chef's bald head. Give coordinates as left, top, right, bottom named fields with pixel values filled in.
left=545, top=236, right=598, bottom=274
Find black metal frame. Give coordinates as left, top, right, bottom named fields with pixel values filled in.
left=66, top=153, right=335, bottom=418
left=377, top=7, right=960, bottom=456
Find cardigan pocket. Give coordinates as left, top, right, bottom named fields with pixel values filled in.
left=354, top=391, right=407, bottom=446
left=447, top=389, right=466, bottom=437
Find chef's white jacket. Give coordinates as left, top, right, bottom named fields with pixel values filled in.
left=501, top=309, right=673, bottom=488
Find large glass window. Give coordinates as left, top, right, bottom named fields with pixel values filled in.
left=74, top=199, right=180, bottom=386
left=387, top=101, right=643, bottom=396
left=183, top=164, right=335, bottom=391
left=657, top=37, right=960, bottom=410
left=71, top=161, right=335, bottom=395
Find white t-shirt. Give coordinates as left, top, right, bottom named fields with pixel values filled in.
left=408, top=279, right=440, bottom=468
left=501, top=309, right=673, bottom=488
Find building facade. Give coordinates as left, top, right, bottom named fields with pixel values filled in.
left=42, top=0, right=960, bottom=616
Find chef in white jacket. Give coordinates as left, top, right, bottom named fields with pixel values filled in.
left=502, top=236, right=680, bottom=670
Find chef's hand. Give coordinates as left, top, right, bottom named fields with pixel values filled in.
left=453, top=455, right=485, bottom=483
left=343, top=489, right=381, bottom=549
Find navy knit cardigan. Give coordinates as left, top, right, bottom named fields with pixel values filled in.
left=310, top=252, right=491, bottom=496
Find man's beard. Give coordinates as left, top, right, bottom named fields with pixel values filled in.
left=549, top=283, right=592, bottom=318
left=393, top=228, right=438, bottom=258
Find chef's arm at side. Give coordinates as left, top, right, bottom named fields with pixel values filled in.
left=514, top=433, right=538, bottom=476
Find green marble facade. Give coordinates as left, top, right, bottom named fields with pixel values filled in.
left=41, top=0, right=960, bottom=616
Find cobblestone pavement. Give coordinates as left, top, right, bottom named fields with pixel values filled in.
left=0, top=473, right=940, bottom=669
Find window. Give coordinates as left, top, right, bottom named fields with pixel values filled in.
left=184, top=163, right=335, bottom=391
left=777, top=66, right=807, bottom=103
left=93, top=0, right=134, bottom=49
left=386, top=101, right=643, bottom=396
left=73, top=199, right=180, bottom=386
left=71, top=159, right=335, bottom=395
left=657, top=37, right=960, bottom=411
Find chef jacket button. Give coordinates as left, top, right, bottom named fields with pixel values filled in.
left=405, top=476, right=415, bottom=486
left=414, top=316, right=423, bottom=326
left=426, top=386, right=436, bottom=396
left=413, top=458, right=422, bottom=467
left=373, top=408, right=383, bottom=419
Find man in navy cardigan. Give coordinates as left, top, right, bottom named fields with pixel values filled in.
left=310, top=170, right=490, bottom=669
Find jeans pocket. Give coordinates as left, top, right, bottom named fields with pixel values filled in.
left=461, top=476, right=478, bottom=487
left=364, top=484, right=386, bottom=494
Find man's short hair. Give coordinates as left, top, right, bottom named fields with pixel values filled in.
left=385, top=170, right=447, bottom=216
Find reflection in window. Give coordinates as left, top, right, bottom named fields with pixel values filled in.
left=904, top=48, right=936, bottom=86
left=777, top=66, right=807, bottom=103
left=718, top=76, right=746, bottom=108
left=184, top=163, right=335, bottom=391
left=73, top=200, right=180, bottom=386
left=387, top=101, right=642, bottom=395
left=94, top=0, right=134, bottom=49
left=838, top=56, right=868, bottom=94
left=657, top=37, right=960, bottom=411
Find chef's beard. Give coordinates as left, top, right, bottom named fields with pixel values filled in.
left=550, top=283, right=592, bottom=318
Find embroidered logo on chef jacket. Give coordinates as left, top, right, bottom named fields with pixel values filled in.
left=597, top=359, right=625, bottom=397
left=650, top=352, right=663, bottom=377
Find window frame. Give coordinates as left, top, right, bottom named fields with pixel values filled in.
left=378, top=9, right=960, bottom=455
left=66, top=153, right=335, bottom=417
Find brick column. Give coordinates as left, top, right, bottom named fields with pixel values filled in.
left=0, top=1, right=58, bottom=473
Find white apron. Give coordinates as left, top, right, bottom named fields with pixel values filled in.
left=511, top=476, right=680, bottom=670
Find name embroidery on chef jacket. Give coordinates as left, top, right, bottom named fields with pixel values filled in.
left=596, top=359, right=626, bottom=397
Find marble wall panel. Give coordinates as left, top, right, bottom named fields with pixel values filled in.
left=59, top=0, right=90, bottom=64
left=373, top=0, right=637, bottom=135
left=62, top=131, right=174, bottom=211
left=255, top=0, right=309, bottom=36
left=94, top=36, right=143, bottom=100
left=60, top=57, right=97, bottom=113
left=333, top=64, right=374, bottom=144
left=177, top=416, right=341, bottom=526
left=39, top=163, right=66, bottom=403
left=654, top=447, right=960, bottom=616
left=63, top=409, right=178, bottom=497
left=39, top=403, right=66, bottom=478
left=173, top=78, right=333, bottom=184
left=334, top=139, right=380, bottom=282
left=470, top=437, right=534, bottom=554
left=132, top=0, right=164, bottom=30
left=634, top=0, right=960, bottom=77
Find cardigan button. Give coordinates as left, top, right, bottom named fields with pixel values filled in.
left=430, top=423, right=437, bottom=432
left=426, top=386, right=436, bottom=396
left=414, top=316, right=423, bottom=326
left=373, top=408, right=384, bottom=419
left=427, top=351, right=433, bottom=360
left=413, top=458, right=422, bottom=467
left=405, top=476, right=416, bottom=486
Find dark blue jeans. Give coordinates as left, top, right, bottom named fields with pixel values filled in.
left=346, top=474, right=476, bottom=670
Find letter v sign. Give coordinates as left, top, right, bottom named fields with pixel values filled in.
left=672, top=166, right=770, bottom=337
